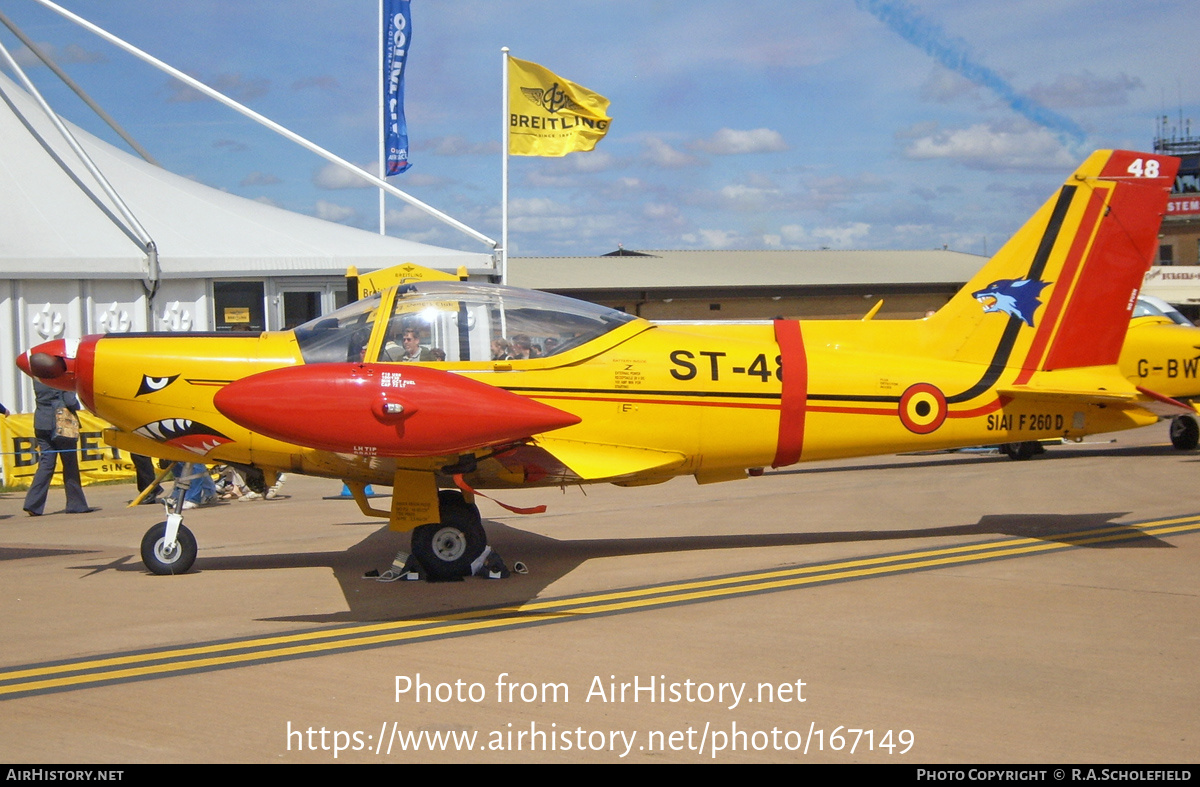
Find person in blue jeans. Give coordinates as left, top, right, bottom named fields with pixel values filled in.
left=23, top=380, right=91, bottom=516
left=171, top=463, right=218, bottom=509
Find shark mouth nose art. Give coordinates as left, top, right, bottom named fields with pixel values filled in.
left=134, top=419, right=232, bottom=455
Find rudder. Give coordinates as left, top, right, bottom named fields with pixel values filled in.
left=925, top=150, right=1178, bottom=379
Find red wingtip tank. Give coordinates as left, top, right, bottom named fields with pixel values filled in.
left=213, top=362, right=581, bottom=457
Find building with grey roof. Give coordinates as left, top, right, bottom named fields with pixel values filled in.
left=510, top=248, right=986, bottom=320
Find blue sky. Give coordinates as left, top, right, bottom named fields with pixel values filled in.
left=2, top=0, right=1197, bottom=258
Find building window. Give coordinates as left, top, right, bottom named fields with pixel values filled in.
left=1158, top=244, right=1175, bottom=266
left=213, top=281, right=265, bottom=331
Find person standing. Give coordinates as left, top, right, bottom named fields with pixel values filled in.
left=23, top=380, right=91, bottom=516
left=131, top=454, right=164, bottom=504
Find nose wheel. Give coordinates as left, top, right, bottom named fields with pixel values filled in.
left=141, top=517, right=198, bottom=575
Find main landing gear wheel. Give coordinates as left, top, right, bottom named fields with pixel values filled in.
left=1169, top=415, right=1199, bottom=450
left=141, top=521, right=198, bottom=575
left=1000, top=441, right=1044, bottom=461
left=410, top=490, right=486, bottom=581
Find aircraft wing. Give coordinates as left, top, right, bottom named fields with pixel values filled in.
left=531, top=436, right=687, bottom=481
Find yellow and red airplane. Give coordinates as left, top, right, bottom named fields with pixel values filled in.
left=1121, top=296, right=1200, bottom=449
left=997, top=295, right=1200, bottom=459
left=15, top=149, right=1184, bottom=578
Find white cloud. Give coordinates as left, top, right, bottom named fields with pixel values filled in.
left=641, top=136, right=702, bottom=168
left=919, top=68, right=982, bottom=104
left=384, top=203, right=437, bottom=229
left=213, top=139, right=248, bottom=153
left=1028, top=71, right=1144, bottom=108
left=420, top=136, right=500, bottom=156
left=13, top=42, right=105, bottom=67
left=691, top=128, right=788, bottom=155
left=900, top=123, right=1075, bottom=170
left=383, top=206, right=443, bottom=242
left=813, top=222, right=871, bottom=248
left=717, top=183, right=783, bottom=210
left=240, top=171, right=280, bottom=186
left=563, top=150, right=618, bottom=174
left=680, top=228, right=741, bottom=248
left=643, top=203, right=682, bottom=222
left=777, top=222, right=871, bottom=249
left=292, top=75, right=340, bottom=91
left=401, top=172, right=454, bottom=189
left=510, top=197, right=573, bottom=217
left=164, top=72, right=269, bottom=103
left=313, top=162, right=376, bottom=189
left=314, top=199, right=356, bottom=223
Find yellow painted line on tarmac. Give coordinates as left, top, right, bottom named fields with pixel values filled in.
left=2, top=513, right=1198, bottom=700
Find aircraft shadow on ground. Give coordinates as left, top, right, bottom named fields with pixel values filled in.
left=64, top=507, right=1171, bottom=624
left=2, top=546, right=98, bottom=561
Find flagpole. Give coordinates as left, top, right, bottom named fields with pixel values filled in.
left=378, top=0, right=386, bottom=236
left=501, top=46, right=510, bottom=285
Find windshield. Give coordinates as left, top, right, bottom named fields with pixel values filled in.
left=293, top=282, right=637, bottom=364
left=378, top=282, right=636, bottom=363
left=1133, top=296, right=1194, bottom=326
left=293, top=293, right=381, bottom=363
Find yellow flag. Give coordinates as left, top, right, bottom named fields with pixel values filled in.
left=508, top=57, right=611, bottom=157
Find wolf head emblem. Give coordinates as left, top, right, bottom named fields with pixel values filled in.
left=972, top=278, right=1051, bottom=327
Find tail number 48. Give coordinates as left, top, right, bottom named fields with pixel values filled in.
left=1127, top=158, right=1161, bottom=178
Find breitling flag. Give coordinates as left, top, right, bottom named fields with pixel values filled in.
left=508, top=57, right=610, bottom=157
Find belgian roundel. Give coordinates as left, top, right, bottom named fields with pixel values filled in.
left=898, top=383, right=947, bottom=435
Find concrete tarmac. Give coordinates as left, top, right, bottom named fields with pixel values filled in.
left=0, top=423, right=1197, bottom=763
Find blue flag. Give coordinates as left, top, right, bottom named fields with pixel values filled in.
left=383, top=0, right=412, bottom=175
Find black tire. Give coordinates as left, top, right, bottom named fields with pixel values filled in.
left=141, top=521, right=198, bottom=575
left=1000, top=441, right=1043, bottom=460
left=1169, top=415, right=1199, bottom=450
left=410, top=491, right=486, bottom=580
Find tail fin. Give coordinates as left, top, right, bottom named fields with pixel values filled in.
left=925, top=150, right=1178, bottom=379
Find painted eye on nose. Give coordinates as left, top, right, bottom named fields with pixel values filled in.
left=136, top=374, right=180, bottom=397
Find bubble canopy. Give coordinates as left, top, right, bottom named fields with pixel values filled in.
left=293, top=281, right=639, bottom=365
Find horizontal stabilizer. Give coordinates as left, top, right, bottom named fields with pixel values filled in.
left=998, top=382, right=1195, bottom=418
left=997, top=385, right=1137, bottom=407
left=533, top=437, right=686, bottom=481
left=1134, top=386, right=1199, bottom=417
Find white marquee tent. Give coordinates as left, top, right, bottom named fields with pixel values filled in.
left=0, top=71, right=495, bottom=413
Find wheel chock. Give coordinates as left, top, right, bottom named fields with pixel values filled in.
left=473, top=546, right=511, bottom=579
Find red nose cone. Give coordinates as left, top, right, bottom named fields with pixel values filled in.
left=14, top=350, right=32, bottom=377
left=17, top=339, right=75, bottom=391
left=16, top=336, right=101, bottom=410
left=214, top=363, right=580, bottom=457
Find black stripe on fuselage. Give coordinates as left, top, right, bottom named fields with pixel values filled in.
left=502, top=386, right=904, bottom=406
left=499, top=386, right=781, bottom=401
